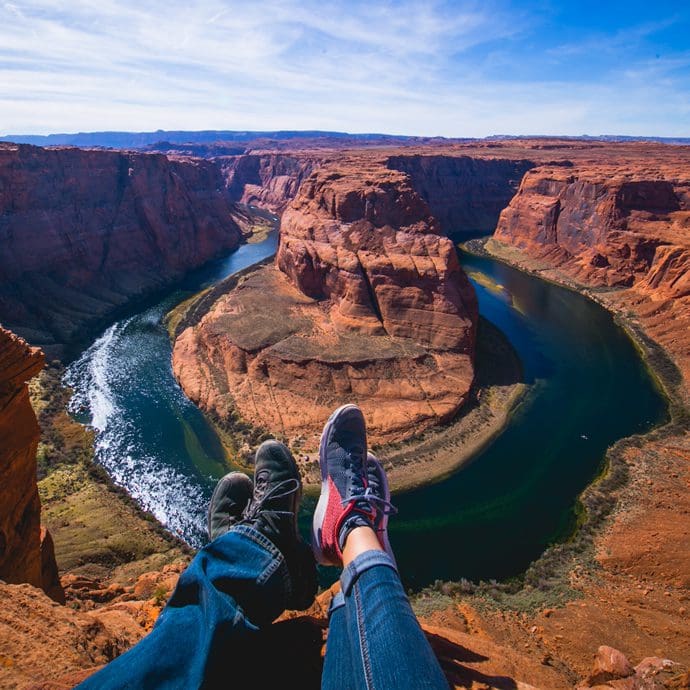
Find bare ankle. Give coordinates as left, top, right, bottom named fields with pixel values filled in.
left=341, top=526, right=383, bottom=566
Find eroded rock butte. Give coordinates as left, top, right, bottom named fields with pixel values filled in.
left=173, top=160, right=478, bottom=447
left=1, top=137, right=689, bottom=688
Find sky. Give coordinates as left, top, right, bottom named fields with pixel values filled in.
left=1, top=0, right=689, bottom=138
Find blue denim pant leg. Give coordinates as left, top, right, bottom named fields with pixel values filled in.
left=322, top=590, right=355, bottom=690
left=324, top=550, right=449, bottom=690
left=76, top=525, right=291, bottom=690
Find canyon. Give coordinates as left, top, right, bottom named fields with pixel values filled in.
left=0, top=144, right=246, bottom=357
left=172, top=158, right=479, bottom=449
left=170, top=140, right=690, bottom=455
left=0, top=136, right=689, bottom=688
left=490, top=159, right=690, bottom=397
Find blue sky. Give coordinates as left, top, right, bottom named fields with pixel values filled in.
left=1, top=0, right=689, bottom=137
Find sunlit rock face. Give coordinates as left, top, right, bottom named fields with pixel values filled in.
left=492, top=159, right=690, bottom=393
left=173, top=158, right=478, bottom=448
left=220, top=153, right=319, bottom=212
left=0, top=327, right=62, bottom=601
left=495, top=166, right=690, bottom=290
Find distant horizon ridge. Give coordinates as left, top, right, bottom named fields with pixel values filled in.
left=1, top=129, right=689, bottom=149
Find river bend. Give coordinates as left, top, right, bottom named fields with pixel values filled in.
left=65, top=231, right=666, bottom=587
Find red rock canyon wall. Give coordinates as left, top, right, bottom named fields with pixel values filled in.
left=492, top=160, right=690, bottom=393
left=173, top=158, right=478, bottom=448
left=387, top=154, right=535, bottom=234
left=219, top=153, right=320, bottom=212
left=0, top=327, right=62, bottom=601
left=0, top=143, right=245, bottom=356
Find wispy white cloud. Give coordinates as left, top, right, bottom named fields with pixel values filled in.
left=0, top=0, right=688, bottom=136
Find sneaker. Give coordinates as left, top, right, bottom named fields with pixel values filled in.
left=240, top=440, right=317, bottom=610
left=366, top=453, right=397, bottom=564
left=312, top=404, right=376, bottom=566
left=207, top=472, right=253, bottom=541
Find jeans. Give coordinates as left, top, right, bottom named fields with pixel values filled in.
left=324, top=549, right=449, bottom=690
left=77, top=527, right=448, bottom=689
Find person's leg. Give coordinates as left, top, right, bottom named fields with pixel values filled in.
left=321, top=590, right=356, bottom=690
left=78, top=441, right=316, bottom=690
left=77, top=527, right=290, bottom=690
left=340, top=531, right=449, bottom=690
left=313, top=405, right=448, bottom=690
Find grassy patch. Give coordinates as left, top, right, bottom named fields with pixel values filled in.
left=164, top=287, right=212, bottom=340
left=29, top=364, right=94, bottom=479
left=32, top=365, right=190, bottom=580
left=411, top=591, right=457, bottom=618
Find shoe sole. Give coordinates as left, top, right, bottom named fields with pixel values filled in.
left=312, top=403, right=361, bottom=566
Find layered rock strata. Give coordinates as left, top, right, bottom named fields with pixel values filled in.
left=0, top=327, right=62, bottom=601
left=387, top=154, right=535, bottom=234
left=173, top=161, right=478, bottom=448
left=0, top=143, right=245, bottom=356
left=3, top=139, right=690, bottom=688
left=492, top=162, right=690, bottom=393
left=219, top=152, right=320, bottom=212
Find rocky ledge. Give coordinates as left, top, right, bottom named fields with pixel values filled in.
left=0, top=327, right=62, bottom=602
left=172, top=159, right=478, bottom=450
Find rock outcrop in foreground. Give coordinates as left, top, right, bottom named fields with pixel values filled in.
left=173, top=159, right=478, bottom=448
left=0, top=565, right=187, bottom=690
left=0, top=327, right=62, bottom=602
left=4, top=575, right=688, bottom=690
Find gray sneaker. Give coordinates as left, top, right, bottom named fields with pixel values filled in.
left=312, top=404, right=372, bottom=565
left=312, top=404, right=398, bottom=566
left=207, top=472, right=253, bottom=541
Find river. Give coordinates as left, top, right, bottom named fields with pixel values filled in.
left=64, top=230, right=667, bottom=587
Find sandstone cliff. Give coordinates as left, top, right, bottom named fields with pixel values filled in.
left=0, top=327, right=62, bottom=602
left=388, top=154, right=535, bottom=234
left=494, top=166, right=689, bottom=288
left=220, top=152, right=320, bottom=212
left=173, top=159, right=478, bottom=449
left=0, top=565, right=187, bottom=689
left=3, top=140, right=690, bottom=689
left=492, top=161, right=690, bottom=394
left=0, top=143, right=245, bottom=357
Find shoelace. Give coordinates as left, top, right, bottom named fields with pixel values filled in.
left=241, top=477, right=300, bottom=534
left=341, top=486, right=397, bottom=520
left=361, top=486, right=398, bottom=516
left=340, top=450, right=397, bottom=520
